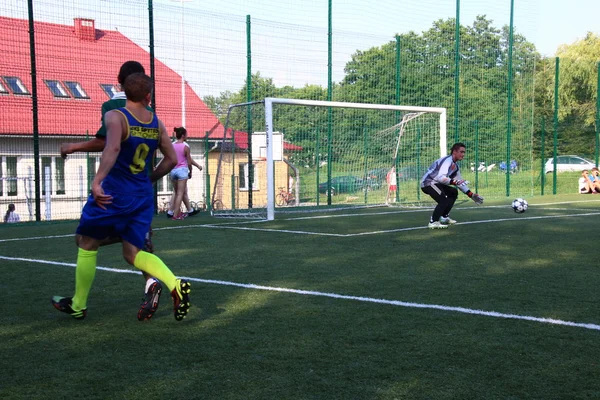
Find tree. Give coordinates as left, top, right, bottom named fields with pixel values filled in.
left=534, top=33, right=600, bottom=156
left=555, top=32, right=600, bottom=126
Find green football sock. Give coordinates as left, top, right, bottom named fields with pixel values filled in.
left=134, top=251, right=177, bottom=292
left=72, top=248, right=98, bottom=310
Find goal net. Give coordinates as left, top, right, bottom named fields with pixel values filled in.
left=211, top=98, right=446, bottom=220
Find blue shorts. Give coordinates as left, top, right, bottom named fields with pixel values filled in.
left=76, top=191, right=154, bottom=250
left=170, top=166, right=189, bottom=181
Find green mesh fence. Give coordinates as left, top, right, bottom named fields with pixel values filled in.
left=0, top=0, right=598, bottom=221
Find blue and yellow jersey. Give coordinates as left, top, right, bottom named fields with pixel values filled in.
left=102, top=107, right=160, bottom=196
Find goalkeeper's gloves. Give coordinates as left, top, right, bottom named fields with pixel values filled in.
left=466, top=190, right=484, bottom=205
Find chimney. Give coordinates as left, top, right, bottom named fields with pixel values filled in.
left=74, top=18, right=96, bottom=41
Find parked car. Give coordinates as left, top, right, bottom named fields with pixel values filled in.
left=318, top=175, right=365, bottom=195
left=366, top=167, right=389, bottom=184
left=396, top=166, right=428, bottom=181
left=544, top=155, right=595, bottom=174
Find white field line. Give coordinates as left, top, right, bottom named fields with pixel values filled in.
left=0, top=233, right=74, bottom=243
left=1, top=254, right=599, bottom=332
left=202, top=211, right=600, bottom=237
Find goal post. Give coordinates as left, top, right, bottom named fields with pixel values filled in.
left=211, top=97, right=446, bottom=220
left=264, top=98, right=447, bottom=220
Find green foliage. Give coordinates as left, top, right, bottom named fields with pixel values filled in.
left=555, top=32, right=600, bottom=126
left=534, top=33, right=600, bottom=156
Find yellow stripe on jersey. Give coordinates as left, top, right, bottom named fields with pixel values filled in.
left=130, top=125, right=160, bottom=140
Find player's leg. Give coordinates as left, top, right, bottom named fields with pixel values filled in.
left=52, top=234, right=102, bottom=319
left=76, top=231, right=157, bottom=290
left=123, top=241, right=191, bottom=321
left=166, top=173, right=177, bottom=218
left=53, top=197, right=111, bottom=319
left=421, top=184, right=449, bottom=229
left=182, top=186, right=191, bottom=215
left=122, top=198, right=189, bottom=321
left=440, top=186, right=458, bottom=223
left=75, top=233, right=121, bottom=247
left=172, top=179, right=187, bottom=219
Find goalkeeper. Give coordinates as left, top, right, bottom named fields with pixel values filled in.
left=420, top=142, right=483, bottom=229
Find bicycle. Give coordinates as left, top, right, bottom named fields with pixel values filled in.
left=157, top=197, right=171, bottom=214
left=211, top=199, right=224, bottom=211
left=189, top=200, right=207, bottom=212
left=275, top=187, right=295, bottom=206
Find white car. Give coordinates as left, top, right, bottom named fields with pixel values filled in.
left=544, top=155, right=595, bottom=174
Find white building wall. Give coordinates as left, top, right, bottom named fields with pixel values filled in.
left=1, top=137, right=207, bottom=221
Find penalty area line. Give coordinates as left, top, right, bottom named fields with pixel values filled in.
left=2, top=254, right=600, bottom=332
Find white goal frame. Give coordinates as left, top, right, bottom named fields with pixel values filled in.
left=264, top=98, right=447, bottom=220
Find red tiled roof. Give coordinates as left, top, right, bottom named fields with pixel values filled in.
left=0, top=16, right=223, bottom=138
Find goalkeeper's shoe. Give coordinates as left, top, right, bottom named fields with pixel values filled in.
left=137, top=279, right=162, bottom=321
left=428, top=221, right=448, bottom=229
left=51, top=296, right=87, bottom=320
left=171, top=279, right=191, bottom=321
left=440, top=216, right=457, bottom=225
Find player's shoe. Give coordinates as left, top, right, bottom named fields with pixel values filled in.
left=440, top=216, right=457, bottom=225
left=143, top=227, right=154, bottom=253
left=428, top=221, right=448, bottom=229
left=137, top=279, right=162, bottom=321
left=171, top=279, right=191, bottom=321
left=166, top=211, right=174, bottom=219
left=51, top=296, right=87, bottom=320
left=171, top=214, right=185, bottom=221
left=188, top=208, right=200, bottom=216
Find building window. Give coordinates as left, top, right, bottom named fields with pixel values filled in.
left=44, top=80, right=70, bottom=98
left=100, top=84, right=117, bottom=99
left=41, top=157, right=66, bottom=196
left=0, top=80, right=8, bottom=95
left=1, top=156, right=18, bottom=196
left=2, top=76, right=30, bottom=95
left=55, top=157, right=65, bottom=194
left=64, top=81, right=89, bottom=99
left=239, top=163, right=258, bottom=191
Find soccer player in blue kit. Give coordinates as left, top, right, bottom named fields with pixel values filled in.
left=52, top=73, right=191, bottom=321
left=61, top=61, right=162, bottom=321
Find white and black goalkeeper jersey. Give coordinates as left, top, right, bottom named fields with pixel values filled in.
left=420, top=155, right=465, bottom=190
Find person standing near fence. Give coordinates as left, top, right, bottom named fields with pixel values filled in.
left=420, top=142, right=484, bottom=229
left=386, top=167, right=397, bottom=203
left=59, top=61, right=163, bottom=321
left=52, top=73, right=191, bottom=321
left=167, top=127, right=202, bottom=220
left=4, top=203, right=20, bottom=223
left=166, top=127, right=202, bottom=219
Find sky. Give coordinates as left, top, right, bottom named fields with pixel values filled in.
left=3, top=0, right=600, bottom=97
left=158, top=0, right=599, bottom=57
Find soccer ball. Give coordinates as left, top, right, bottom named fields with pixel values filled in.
left=512, top=198, right=528, bottom=213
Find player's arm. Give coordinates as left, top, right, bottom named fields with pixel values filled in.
left=60, top=138, right=106, bottom=159
left=150, top=120, right=177, bottom=182
left=90, top=110, right=124, bottom=209
left=186, top=148, right=202, bottom=171
left=450, top=171, right=484, bottom=204
left=433, top=158, right=454, bottom=185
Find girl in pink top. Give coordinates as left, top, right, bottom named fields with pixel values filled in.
left=168, top=127, right=202, bottom=219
